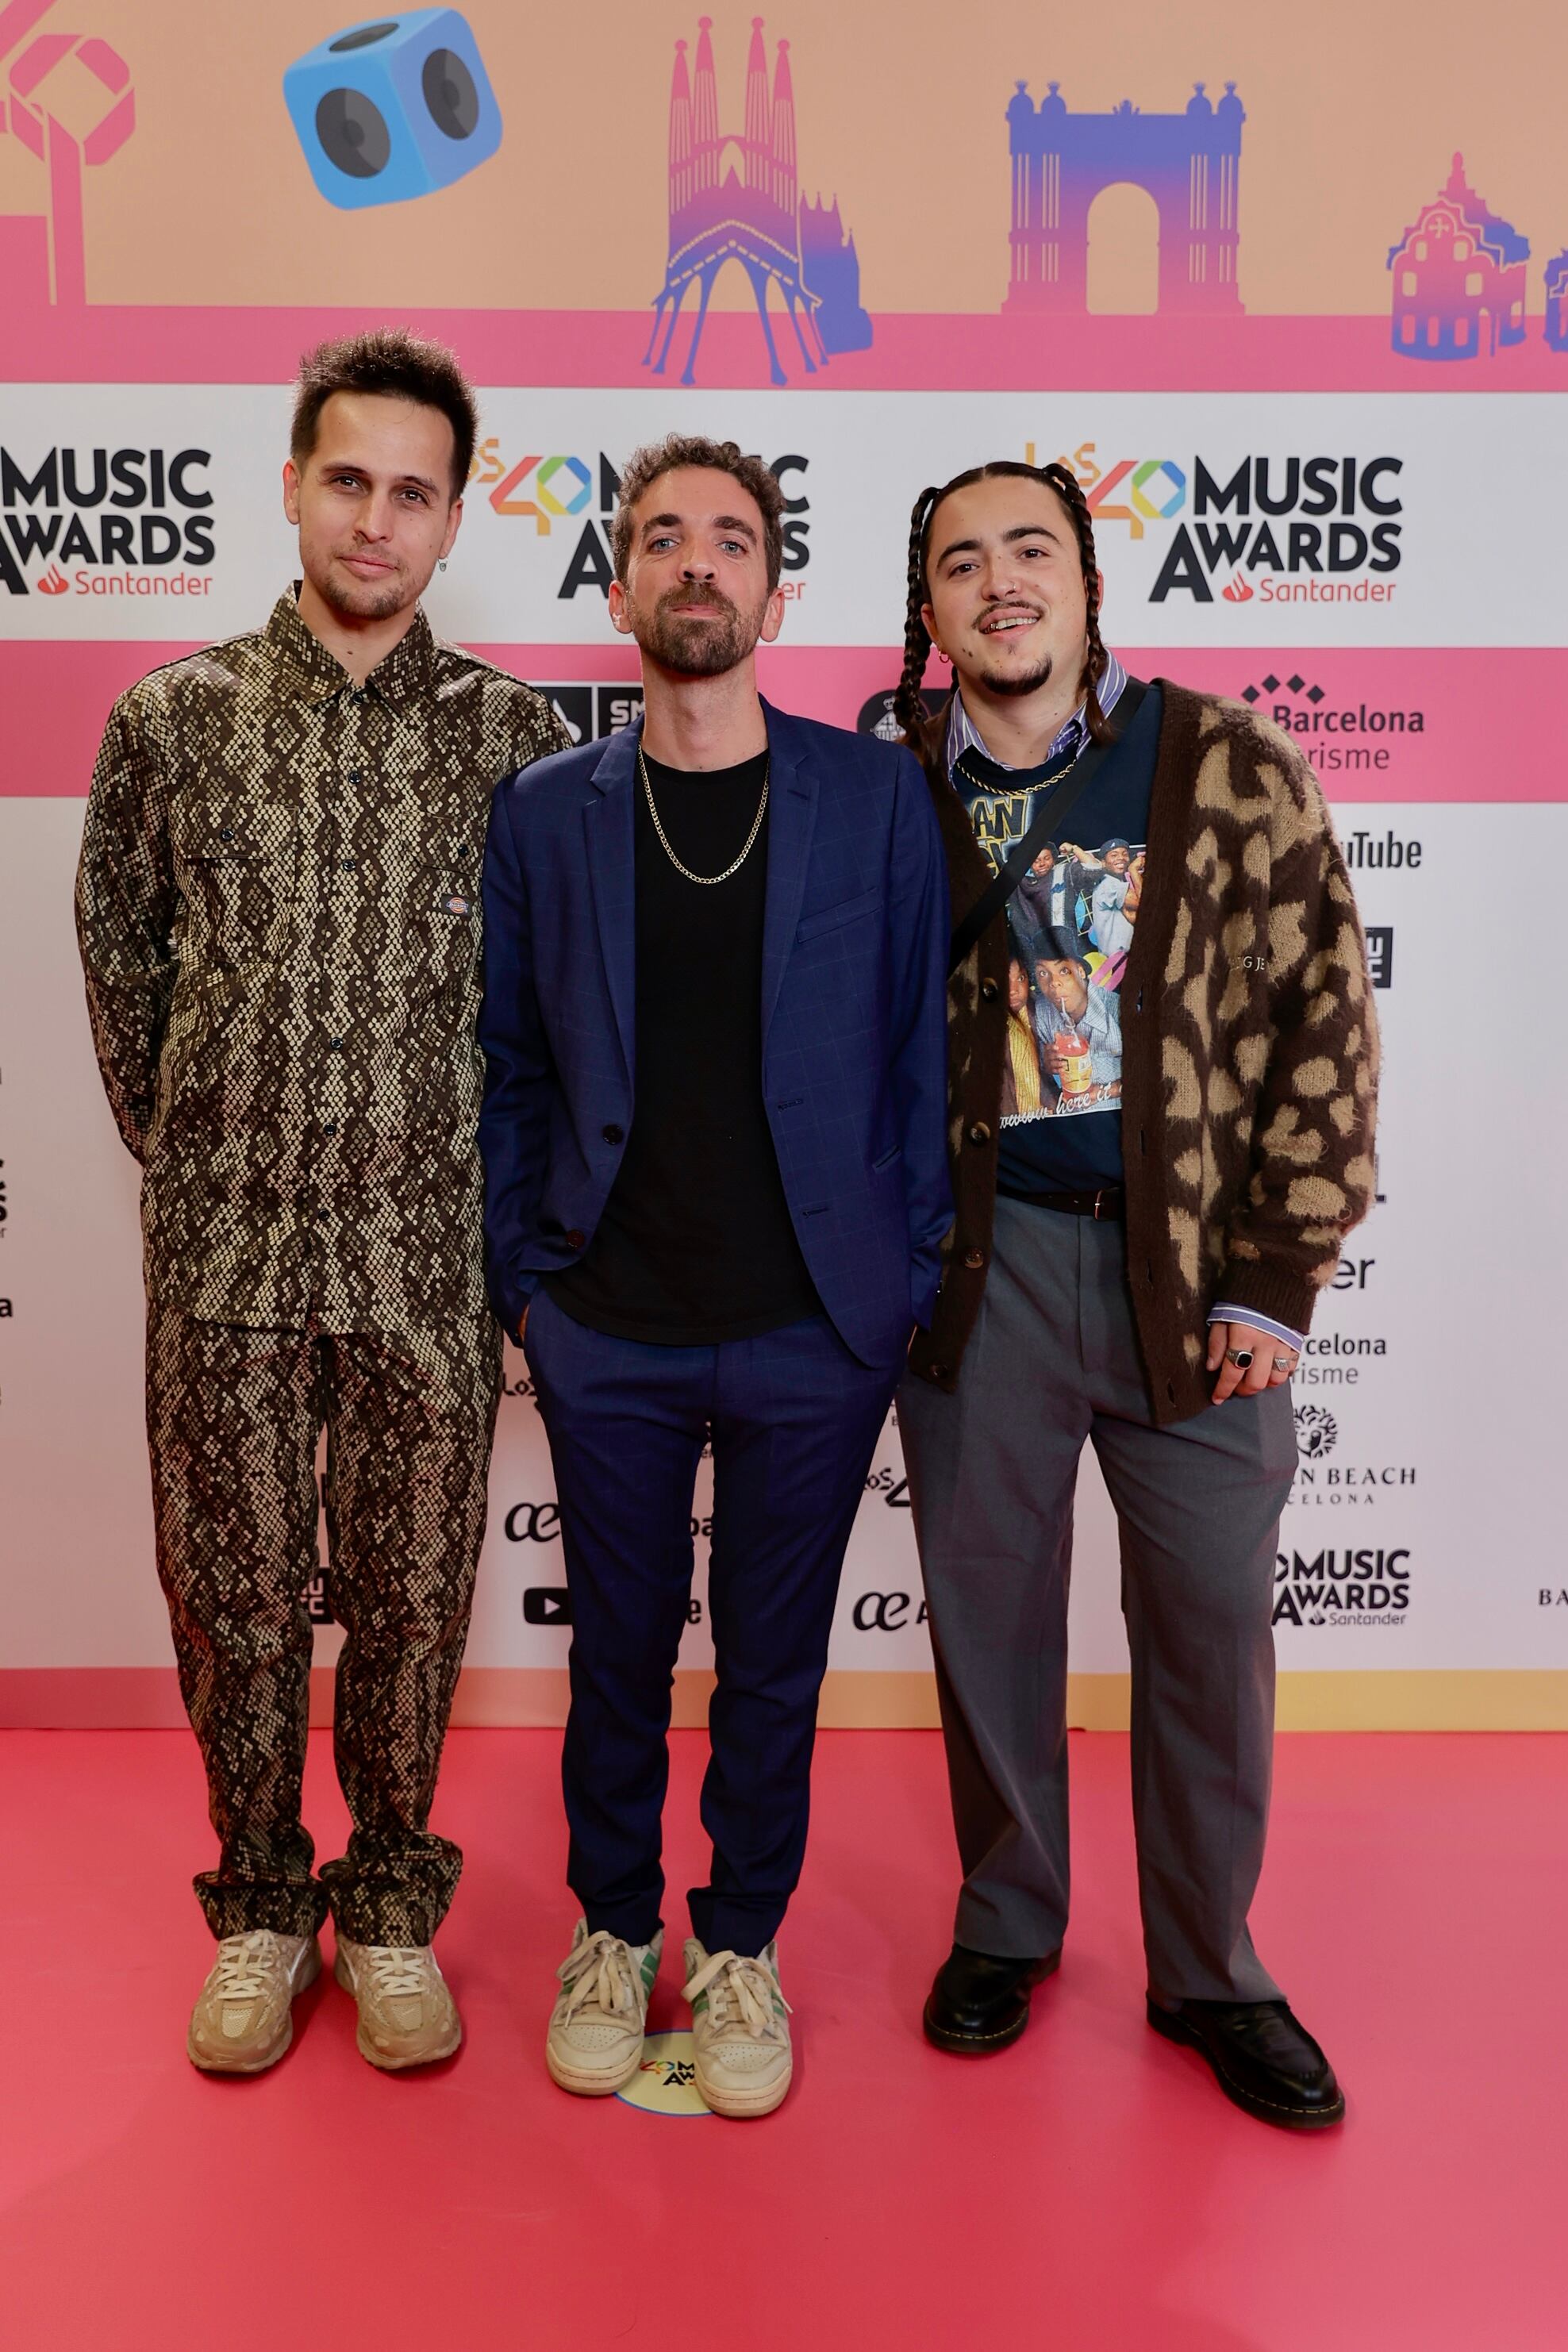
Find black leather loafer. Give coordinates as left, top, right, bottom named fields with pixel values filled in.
left=923, top=1943, right=1061, bottom=2054
left=1147, top=1997, right=1346, bottom=2129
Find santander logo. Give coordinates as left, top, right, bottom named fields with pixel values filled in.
left=34, top=563, right=69, bottom=595
left=1221, top=572, right=1255, bottom=604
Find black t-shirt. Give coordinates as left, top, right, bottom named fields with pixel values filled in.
left=951, top=681, right=1162, bottom=1193
left=547, top=746, right=821, bottom=1345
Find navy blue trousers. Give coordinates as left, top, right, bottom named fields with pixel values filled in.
left=524, top=1291, right=900, bottom=1954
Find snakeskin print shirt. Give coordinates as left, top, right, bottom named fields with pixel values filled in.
left=75, top=590, right=568, bottom=1343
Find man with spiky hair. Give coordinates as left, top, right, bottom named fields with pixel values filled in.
left=76, top=330, right=567, bottom=2074
left=479, top=433, right=950, bottom=2117
left=893, top=461, right=1378, bottom=2129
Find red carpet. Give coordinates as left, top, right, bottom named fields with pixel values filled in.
left=2, top=1727, right=1563, bottom=2351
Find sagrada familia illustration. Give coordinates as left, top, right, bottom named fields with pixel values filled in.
left=645, top=17, right=871, bottom=386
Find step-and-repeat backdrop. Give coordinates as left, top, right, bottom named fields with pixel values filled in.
left=2, top=2, right=1565, bottom=1726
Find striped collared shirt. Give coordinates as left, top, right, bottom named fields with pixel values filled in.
left=944, top=646, right=1129, bottom=782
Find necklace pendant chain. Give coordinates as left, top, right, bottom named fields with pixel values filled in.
left=955, top=734, right=1084, bottom=799
left=639, top=747, right=770, bottom=886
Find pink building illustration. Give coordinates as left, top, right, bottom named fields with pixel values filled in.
left=1544, top=251, right=1568, bottom=352
left=645, top=17, right=870, bottom=386
left=1005, top=79, right=1244, bottom=316
left=1387, top=154, right=1528, bottom=361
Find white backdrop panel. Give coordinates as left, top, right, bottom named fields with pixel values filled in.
left=4, top=797, right=1563, bottom=1679
left=2, top=386, right=1565, bottom=648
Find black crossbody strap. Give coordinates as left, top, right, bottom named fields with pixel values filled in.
left=947, top=678, right=1147, bottom=977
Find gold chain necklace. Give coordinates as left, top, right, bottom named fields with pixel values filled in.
left=638, top=746, right=770, bottom=886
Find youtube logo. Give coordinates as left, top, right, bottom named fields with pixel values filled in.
left=523, top=1587, right=572, bottom=1628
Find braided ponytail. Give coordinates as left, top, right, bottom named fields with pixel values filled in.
left=896, top=457, right=1113, bottom=747
left=893, top=486, right=943, bottom=743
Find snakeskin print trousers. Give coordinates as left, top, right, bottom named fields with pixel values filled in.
left=145, top=1304, right=501, bottom=1944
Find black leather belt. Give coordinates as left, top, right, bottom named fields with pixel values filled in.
left=999, top=1185, right=1125, bottom=1220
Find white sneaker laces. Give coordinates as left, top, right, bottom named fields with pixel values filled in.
left=557, top=1930, right=639, bottom=2023
left=209, top=1930, right=284, bottom=2002
left=357, top=1946, right=433, bottom=2000
left=683, top=1950, right=792, bottom=2041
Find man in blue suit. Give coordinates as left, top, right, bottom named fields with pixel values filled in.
left=479, top=435, right=950, bottom=2117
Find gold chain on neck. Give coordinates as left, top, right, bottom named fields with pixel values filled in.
left=638, top=747, right=770, bottom=886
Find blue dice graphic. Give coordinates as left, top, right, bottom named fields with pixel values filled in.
left=283, top=11, right=502, bottom=209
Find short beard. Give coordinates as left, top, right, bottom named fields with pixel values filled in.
left=632, top=586, right=765, bottom=679
left=972, top=650, right=1056, bottom=701
left=318, top=564, right=413, bottom=624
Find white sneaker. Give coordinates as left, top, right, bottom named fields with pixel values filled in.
left=682, top=1939, right=793, bottom=2118
left=186, top=1929, right=321, bottom=2073
left=547, top=1918, right=663, bottom=2096
left=333, top=1938, right=462, bottom=2070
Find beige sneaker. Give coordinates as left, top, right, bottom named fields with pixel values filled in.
left=333, top=1938, right=462, bottom=2070
left=186, top=1928, right=321, bottom=2073
left=682, top=1939, right=793, bottom=2118
left=547, top=1918, right=663, bottom=2096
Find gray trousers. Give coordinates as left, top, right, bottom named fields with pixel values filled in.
left=897, top=1200, right=1297, bottom=2004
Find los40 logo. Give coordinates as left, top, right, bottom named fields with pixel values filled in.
left=467, top=445, right=812, bottom=598
left=1028, top=440, right=1186, bottom=541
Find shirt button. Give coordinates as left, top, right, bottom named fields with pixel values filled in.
left=340, top=858, right=357, bottom=871
left=219, top=828, right=235, bottom=844
left=967, top=1122, right=992, bottom=1147
left=322, top=1121, right=337, bottom=1136
left=348, top=768, right=363, bottom=784
left=927, top=1363, right=947, bottom=1382
left=329, top=1037, right=345, bottom=1051
left=963, top=1247, right=986, bottom=1270
left=565, top=1228, right=586, bottom=1250
left=978, top=978, right=1000, bottom=1002
left=601, top=1124, right=624, bottom=1146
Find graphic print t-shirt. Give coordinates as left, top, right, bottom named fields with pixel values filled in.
left=954, top=682, right=1162, bottom=1193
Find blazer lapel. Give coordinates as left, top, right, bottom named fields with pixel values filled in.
left=759, top=700, right=817, bottom=1047
left=583, top=721, right=640, bottom=1078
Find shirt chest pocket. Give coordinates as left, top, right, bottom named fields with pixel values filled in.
left=409, top=844, right=482, bottom=991
left=173, top=801, right=297, bottom=968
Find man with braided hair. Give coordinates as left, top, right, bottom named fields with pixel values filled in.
left=894, top=461, right=1378, bottom=2129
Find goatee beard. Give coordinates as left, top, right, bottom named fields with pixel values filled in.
left=974, top=650, right=1055, bottom=701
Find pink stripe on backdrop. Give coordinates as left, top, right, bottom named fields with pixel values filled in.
left=4, top=640, right=1563, bottom=804
left=2, top=292, right=1567, bottom=392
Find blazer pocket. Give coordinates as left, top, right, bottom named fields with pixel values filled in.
left=795, top=886, right=884, bottom=944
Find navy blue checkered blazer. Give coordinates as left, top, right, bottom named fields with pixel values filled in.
left=478, top=701, right=952, bottom=1370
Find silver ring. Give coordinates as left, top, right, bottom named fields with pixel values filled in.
left=1274, top=1353, right=1296, bottom=1371
left=1224, top=1347, right=1254, bottom=1369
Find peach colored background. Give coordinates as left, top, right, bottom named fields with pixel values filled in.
left=1, top=0, right=1562, bottom=317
